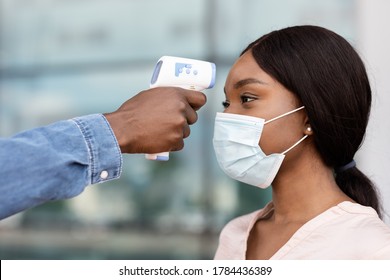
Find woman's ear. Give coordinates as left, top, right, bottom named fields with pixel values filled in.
left=303, top=116, right=313, bottom=136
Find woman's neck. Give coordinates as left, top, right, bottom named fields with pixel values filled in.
left=269, top=156, right=352, bottom=224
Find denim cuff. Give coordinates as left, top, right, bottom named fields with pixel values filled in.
left=72, top=114, right=122, bottom=185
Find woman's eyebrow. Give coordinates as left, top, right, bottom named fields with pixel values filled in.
left=234, top=78, right=268, bottom=89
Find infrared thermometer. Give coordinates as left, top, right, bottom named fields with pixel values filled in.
left=145, top=56, right=216, bottom=161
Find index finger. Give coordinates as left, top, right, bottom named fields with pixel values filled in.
left=181, top=90, right=207, bottom=111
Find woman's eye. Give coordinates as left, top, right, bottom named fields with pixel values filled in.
left=222, top=101, right=230, bottom=108
left=241, top=96, right=256, bottom=103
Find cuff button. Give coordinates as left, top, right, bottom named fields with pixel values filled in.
left=100, top=170, right=109, bottom=180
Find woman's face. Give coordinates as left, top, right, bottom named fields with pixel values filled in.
left=223, top=50, right=308, bottom=156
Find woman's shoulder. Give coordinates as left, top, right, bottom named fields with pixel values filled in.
left=335, top=201, right=390, bottom=232
left=321, top=201, right=390, bottom=239
left=214, top=202, right=273, bottom=260
left=321, top=201, right=390, bottom=259
left=219, top=202, right=274, bottom=238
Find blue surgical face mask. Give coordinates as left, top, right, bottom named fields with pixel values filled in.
left=213, top=106, right=307, bottom=189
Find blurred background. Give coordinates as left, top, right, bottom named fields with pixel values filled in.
left=0, top=0, right=389, bottom=259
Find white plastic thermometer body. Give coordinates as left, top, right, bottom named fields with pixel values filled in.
left=145, top=56, right=216, bottom=161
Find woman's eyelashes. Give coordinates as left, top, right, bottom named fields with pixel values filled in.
left=222, top=94, right=257, bottom=109
left=240, top=94, right=257, bottom=104
left=222, top=100, right=230, bottom=109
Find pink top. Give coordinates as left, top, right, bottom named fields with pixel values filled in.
left=214, top=201, right=390, bottom=259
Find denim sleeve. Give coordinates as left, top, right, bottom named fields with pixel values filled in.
left=0, top=114, right=122, bottom=220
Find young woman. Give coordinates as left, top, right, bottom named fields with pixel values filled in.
left=213, top=25, right=390, bottom=259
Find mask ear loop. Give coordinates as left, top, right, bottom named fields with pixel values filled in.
left=262, top=106, right=308, bottom=155
left=281, top=135, right=308, bottom=155
left=264, top=106, right=305, bottom=125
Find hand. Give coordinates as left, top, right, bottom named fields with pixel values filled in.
left=104, top=87, right=207, bottom=154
